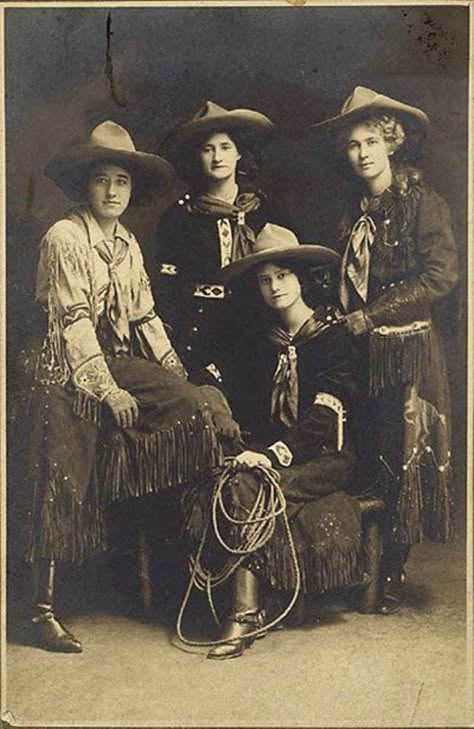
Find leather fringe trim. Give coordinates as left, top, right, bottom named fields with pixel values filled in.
left=261, top=539, right=363, bottom=595
left=395, top=460, right=455, bottom=544
left=100, top=409, right=222, bottom=503
left=369, top=324, right=431, bottom=395
left=72, top=389, right=102, bottom=424
left=24, top=479, right=106, bottom=564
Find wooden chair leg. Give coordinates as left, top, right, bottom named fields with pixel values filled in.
left=359, top=514, right=384, bottom=613
left=136, top=525, right=154, bottom=620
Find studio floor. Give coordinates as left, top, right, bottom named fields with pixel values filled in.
left=4, top=528, right=471, bottom=728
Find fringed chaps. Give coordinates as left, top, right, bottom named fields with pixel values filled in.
left=99, top=408, right=221, bottom=503
left=369, top=321, right=431, bottom=395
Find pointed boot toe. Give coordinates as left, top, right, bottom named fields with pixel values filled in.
left=31, top=612, right=83, bottom=653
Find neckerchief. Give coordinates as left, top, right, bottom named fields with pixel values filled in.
left=269, top=311, right=330, bottom=427
left=94, top=237, right=130, bottom=352
left=339, top=196, right=377, bottom=312
left=185, top=191, right=262, bottom=261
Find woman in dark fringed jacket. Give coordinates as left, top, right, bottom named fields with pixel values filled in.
left=154, top=102, right=291, bottom=414
left=26, top=121, right=229, bottom=653
left=183, top=224, right=364, bottom=660
left=312, top=87, right=459, bottom=613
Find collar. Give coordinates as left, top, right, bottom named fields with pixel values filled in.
left=68, top=205, right=133, bottom=248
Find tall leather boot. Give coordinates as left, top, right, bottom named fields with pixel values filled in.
left=30, top=559, right=82, bottom=653
left=207, top=567, right=264, bottom=660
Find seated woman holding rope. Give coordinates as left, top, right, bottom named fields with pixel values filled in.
left=179, top=223, right=364, bottom=660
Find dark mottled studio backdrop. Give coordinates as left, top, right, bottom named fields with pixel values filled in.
left=5, top=5, right=468, bottom=568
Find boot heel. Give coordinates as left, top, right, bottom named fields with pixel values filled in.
left=207, top=609, right=264, bottom=660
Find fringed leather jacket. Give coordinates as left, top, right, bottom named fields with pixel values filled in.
left=340, top=165, right=458, bottom=326
left=340, top=165, right=458, bottom=393
left=35, top=206, right=186, bottom=419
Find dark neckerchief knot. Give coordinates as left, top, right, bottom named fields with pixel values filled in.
left=269, top=310, right=331, bottom=427
left=185, top=191, right=262, bottom=261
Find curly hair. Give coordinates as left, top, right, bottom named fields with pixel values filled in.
left=174, top=127, right=262, bottom=191
left=335, top=113, right=406, bottom=163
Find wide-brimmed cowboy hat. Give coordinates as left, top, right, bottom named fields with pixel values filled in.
left=311, top=86, right=429, bottom=162
left=161, top=101, right=274, bottom=162
left=45, top=120, right=176, bottom=203
left=220, top=223, right=340, bottom=284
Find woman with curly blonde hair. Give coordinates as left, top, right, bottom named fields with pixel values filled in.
left=312, top=87, right=459, bottom=613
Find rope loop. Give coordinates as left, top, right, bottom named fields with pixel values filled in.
left=176, top=458, right=302, bottom=648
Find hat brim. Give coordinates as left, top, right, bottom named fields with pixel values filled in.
left=161, top=109, right=274, bottom=161
left=221, top=245, right=340, bottom=284
left=311, top=95, right=429, bottom=136
left=45, top=145, right=176, bottom=202
left=310, top=95, right=429, bottom=164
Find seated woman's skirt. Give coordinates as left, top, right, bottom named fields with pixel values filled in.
left=25, top=356, right=224, bottom=564
left=183, top=444, right=363, bottom=596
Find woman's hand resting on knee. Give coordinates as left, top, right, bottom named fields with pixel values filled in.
left=233, top=450, right=272, bottom=470
left=104, top=388, right=140, bottom=428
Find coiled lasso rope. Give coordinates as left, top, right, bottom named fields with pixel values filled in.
left=175, top=458, right=302, bottom=647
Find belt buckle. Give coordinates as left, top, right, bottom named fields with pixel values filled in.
left=193, top=284, right=226, bottom=299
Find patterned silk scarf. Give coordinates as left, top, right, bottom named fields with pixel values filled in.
left=339, top=198, right=377, bottom=313
left=269, top=312, right=330, bottom=427
left=95, top=237, right=130, bottom=352
left=185, top=191, right=262, bottom=261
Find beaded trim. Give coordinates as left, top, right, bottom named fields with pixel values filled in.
left=372, top=319, right=431, bottom=337
left=314, top=392, right=346, bottom=451
left=268, top=440, right=293, bottom=467
left=72, top=354, right=117, bottom=401
left=160, top=263, right=178, bottom=276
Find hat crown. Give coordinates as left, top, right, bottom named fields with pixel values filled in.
left=89, top=121, right=137, bottom=152
left=253, top=224, right=300, bottom=255
left=193, top=101, right=229, bottom=122
left=341, top=86, right=380, bottom=115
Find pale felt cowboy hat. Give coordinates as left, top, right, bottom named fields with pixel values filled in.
left=311, top=86, right=430, bottom=160
left=161, top=101, right=274, bottom=161
left=220, top=223, right=340, bottom=284
left=45, top=120, right=176, bottom=203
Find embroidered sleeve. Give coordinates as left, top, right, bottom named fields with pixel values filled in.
left=160, top=348, right=189, bottom=380
left=72, top=353, right=118, bottom=401
left=266, top=441, right=294, bottom=468
left=36, top=220, right=113, bottom=387
left=154, top=206, right=189, bottom=329
left=313, top=392, right=346, bottom=451
left=275, top=327, right=358, bottom=464
left=134, top=311, right=188, bottom=380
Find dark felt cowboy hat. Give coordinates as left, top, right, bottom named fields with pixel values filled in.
left=311, top=86, right=430, bottom=161
left=45, top=121, right=176, bottom=203
left=161, top=101, right=274, bottom=161
left=220, top=223, right=340, bottom=283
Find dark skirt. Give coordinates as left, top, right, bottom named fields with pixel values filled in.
left=25, top=355, right=222, bottom=564
left=183, top=444, right=363, bottom=595
left=362, top=325, right=455, bottom=545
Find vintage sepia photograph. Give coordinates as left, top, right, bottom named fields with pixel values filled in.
left=1, top=2, right=472, bottom=727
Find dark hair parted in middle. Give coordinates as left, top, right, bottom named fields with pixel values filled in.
left=251, top=257, right=334, bottom=310
left=174, top=127, right=262, bottom=190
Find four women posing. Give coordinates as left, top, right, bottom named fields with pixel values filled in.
left=25, top=87, right=458, bottom=656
